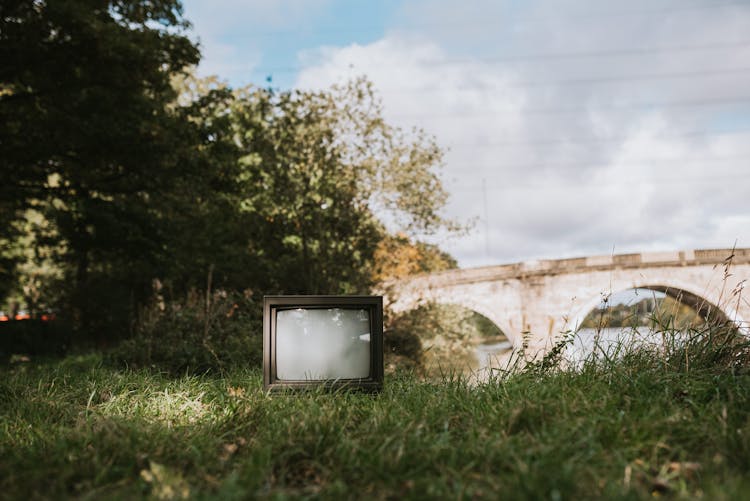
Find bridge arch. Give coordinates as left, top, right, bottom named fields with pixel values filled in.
left=390, top=301, right=512, bottom=372
left=399, top=296, right=513, bottom=342
left=393, top=294, right=517, bottom=348
left=388, top=248, right=750, bottom=355
left=569, top=281, right=745, bottom=333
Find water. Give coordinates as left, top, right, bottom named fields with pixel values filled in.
left=566, top=327, right=670, bottom=363
left=474, top=327, right=676, bottom=372
left=475, top=339, right=513, bottom=371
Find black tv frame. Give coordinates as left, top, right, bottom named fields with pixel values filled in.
left=263, top=295, right=384, bottom=392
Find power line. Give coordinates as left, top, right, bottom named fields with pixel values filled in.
left=234, top=1, right=749, bottom=39
left=387, top=95, right=750, bottom=119
left=391, top=40, right=750, bottom=66
left=442, top=128, right=750, bottom=148
left=440, top=154, right=749, bottom=173
left=259, top=39, right=750, bottom=75
left=518, top=0, right=750, bottom=21
left=450, top=169, right=750, bottom=192
left=374, top=65, right=750, bottom=95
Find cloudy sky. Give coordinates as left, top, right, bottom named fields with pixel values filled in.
left=181, top=0, right=750, bottom=268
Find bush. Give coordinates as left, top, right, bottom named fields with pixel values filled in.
left=109, top=289, right=262, bottom=374
left=0, top=319, right=72, bottom=360
left=385, top=302, right=505, bottom=376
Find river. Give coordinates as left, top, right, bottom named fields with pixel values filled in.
left=475, top=326, right=678, bottom=370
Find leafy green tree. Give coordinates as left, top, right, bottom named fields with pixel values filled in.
left=149, top=73, right=459, bottom=297
left=111, top=75, right=461, bottom=371
left=227, top=78, right=457, bottom=294
left=1, top=0, right=460, bottom=348
left=0, top=0, right=201, bottom=339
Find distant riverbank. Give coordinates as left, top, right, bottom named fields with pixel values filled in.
left=475, top=326, right=698, bottom=371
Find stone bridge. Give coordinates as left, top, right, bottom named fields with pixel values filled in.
left=387, top=248, right=750, bottom=355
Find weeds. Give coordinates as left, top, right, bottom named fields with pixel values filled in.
left=2, top=320, right=750, bottom=499
left=108, top=288, right=262, bottom=375
left=3, top=254, right=749, bottom=498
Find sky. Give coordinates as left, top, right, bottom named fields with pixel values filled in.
left=181, top=0, right=750, bottom=269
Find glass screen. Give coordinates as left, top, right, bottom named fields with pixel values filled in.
left=276, top=308, right=371, bottom=380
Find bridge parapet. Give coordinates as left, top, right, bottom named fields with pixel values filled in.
left=386, top=247, right=750, bottom=356
left=694, top=248, right=750, bottom=261
left=613, top=253, right=641, bottom=265
left=391, top=248, right=749, bottom=290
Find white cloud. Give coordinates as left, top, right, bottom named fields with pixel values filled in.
left=182, top=0, right=332, bottom=84
left=294, top=0, right=750, bottom=267
left=195, top=38, right=261, bottom=84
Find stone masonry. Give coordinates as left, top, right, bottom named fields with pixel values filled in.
left=386, top=248, right=750, bottom=357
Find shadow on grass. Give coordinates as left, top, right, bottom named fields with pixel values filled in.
left=2, top=326, right=750, bottom=499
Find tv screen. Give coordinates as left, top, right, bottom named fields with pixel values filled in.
left=263, top=296, right=383, bottom=391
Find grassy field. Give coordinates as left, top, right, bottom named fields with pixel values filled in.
left=2, top=330, right=750, bottom=500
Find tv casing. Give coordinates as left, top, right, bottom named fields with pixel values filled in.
left=263, top=295, right=384, bottom=392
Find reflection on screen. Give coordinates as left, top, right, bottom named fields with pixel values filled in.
left=276, top=308, right=371, bottom=380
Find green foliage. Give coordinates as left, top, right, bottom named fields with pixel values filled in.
left=386, top=302, right=505, bottom=376
left=109, top=289, right=262, bottom=375
left=149, top=84, right=248, bottom=294
left=2, top=328, right=750, bottom=499
left=0, top=231, right=22, bottom=303
left=6, top=210, right=66, bottom=315
left=0, top=320, right=71, bottom=358
left=224, top=78, right=455, bottom=294
left=1, top=2, right=459, bottom=350
left=581, top=295, right=705, bottom=329
left=0, top=0, right=203, bottom=340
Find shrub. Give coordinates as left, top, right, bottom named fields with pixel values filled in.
left=0, top=319, right=71, bottom=360
left=109, top=289, right=262, bottom=374
left=385, top=302, right=504, bottom=376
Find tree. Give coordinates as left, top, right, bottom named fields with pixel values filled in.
left=1, top=1, right=461, bottom=344
left=226, top=78, right=458, bottom=294
left=0, top=0, right=201, bottom=339
left=371, top=232, right=458, bottom=284
left=104, top=73, right=461, bottom=371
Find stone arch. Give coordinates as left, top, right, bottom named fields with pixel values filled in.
left=432, top=299, right=515, bottom=347
left=385, top=299, right=514, bottom=373
left=569, top=282, right=744, bottom=332
left=386, top=285, right=519, bottom=347
left=397, top=299, right=511, bottom=341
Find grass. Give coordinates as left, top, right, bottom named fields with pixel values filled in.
left=1, top=330, right=750, bottom=500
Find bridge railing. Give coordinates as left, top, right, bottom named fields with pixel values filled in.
left=386, top=248, right=750, bottom=290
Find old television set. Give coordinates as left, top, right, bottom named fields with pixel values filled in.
left=263, top=295, right=384, bottom=392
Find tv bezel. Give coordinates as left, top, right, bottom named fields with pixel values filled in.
left=263, top=295, right=384, bottom=392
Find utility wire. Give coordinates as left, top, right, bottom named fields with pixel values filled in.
left=388, top=95, right=750, bottom=119
left=440, top=154, right=750, bottom=172
left=443, top=128, right=750, bottom=148
left=259, top=39, right=750, bottom=75
left=450, top=170, right=750, bottom=192
left=373, top=65, right=750, bottom=95
left=236, top=1, right=748, bottom=39
left=508, top=0, right=749, bottom=21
